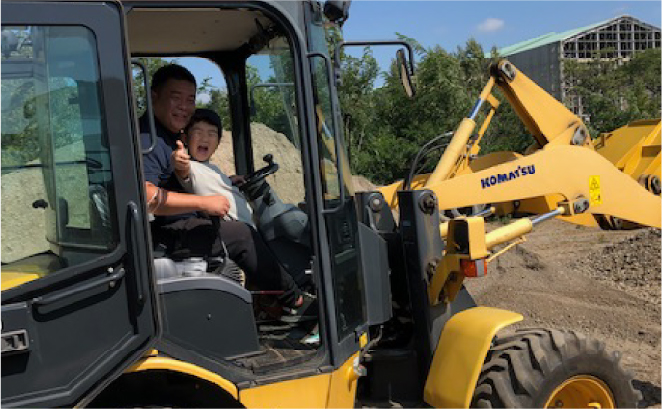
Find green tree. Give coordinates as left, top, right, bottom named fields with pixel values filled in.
left=563, top=48, right=661, bottom=135
left=131, top=57, right=171, bottom=117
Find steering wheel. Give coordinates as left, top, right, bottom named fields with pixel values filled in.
left=237, top=154, right=279, bottom=192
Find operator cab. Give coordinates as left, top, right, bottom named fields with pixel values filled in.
left=126, top=3, right=328, bottom=374
left=2, top=1, right=375, bottom=404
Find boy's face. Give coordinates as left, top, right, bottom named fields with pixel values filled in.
left=186, top=120, right=220, bottom=162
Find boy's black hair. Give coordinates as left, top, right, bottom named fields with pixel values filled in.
left=151, top=64, right=197, bottom=93
left=186, top=108, right=222, bottom=138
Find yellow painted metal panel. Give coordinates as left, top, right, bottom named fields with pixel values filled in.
left=326, top=353, right=361, bottom=408
left=1, top=271, right=41, bottom=291
left=240, top=372, right=332, bottom=408
left=238, top=353, right=361, bottom=408
left=423, top=307, right=523, bottom=408
left=128, top=356, right=238, bottom=398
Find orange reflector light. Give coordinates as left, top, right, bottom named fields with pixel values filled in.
left=460, top=259, right=487, bottom=277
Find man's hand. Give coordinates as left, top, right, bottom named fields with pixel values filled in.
left=172, top=140, right=190, bottom=179
left=198, top=195, right=230, bottom=217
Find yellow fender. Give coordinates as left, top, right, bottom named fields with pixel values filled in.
left=128, top=355, right=238, bottom=399
left=423, top=306, right=523, bottom=408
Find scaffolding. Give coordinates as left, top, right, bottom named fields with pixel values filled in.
left=499, top=15, right=660, bottom=121
left=562, top=16, right=661, bottom=60
left=560, top=16, right=660, bottom=119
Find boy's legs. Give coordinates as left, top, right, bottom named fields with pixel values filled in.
left=218, top=219, right=301, bottom=307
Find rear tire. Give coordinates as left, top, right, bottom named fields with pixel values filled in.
left=471, top=328, right=641, bottom=408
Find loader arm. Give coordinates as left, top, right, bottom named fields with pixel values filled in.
left=425, top=144, right=661, bottom=229
left=489, top=59, right=592, bottom=149
left=424, top=59, right=592, bottom=189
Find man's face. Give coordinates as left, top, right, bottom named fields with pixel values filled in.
left=152, top=79, right=196, bottom=134
left=186, top=120, right=220, bottom=162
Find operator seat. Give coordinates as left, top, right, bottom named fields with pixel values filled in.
left=153, top=257, right=261, bottom=358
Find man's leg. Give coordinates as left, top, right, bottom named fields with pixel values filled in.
left=218, top=219, right=301, bottom=307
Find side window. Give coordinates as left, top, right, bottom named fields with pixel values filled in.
left=1, top=26, right=117, bottom=277
left=307, top=16, right=366, bottom=339
left=246, top=43, right=305, bottom=205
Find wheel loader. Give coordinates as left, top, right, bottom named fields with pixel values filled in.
left=0, top=1, right=645, bottom=408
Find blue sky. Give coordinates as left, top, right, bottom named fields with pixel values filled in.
left=180, top=1, right=661, bottom=101
left=343, top=1, right=661, bottom=53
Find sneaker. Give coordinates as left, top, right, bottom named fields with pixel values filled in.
left=280, top=292, right=318, bottom=323
left=301, top=324, right=320, bottom=345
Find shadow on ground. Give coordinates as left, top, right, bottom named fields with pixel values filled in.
left=634, top=379, right=662, bottom=408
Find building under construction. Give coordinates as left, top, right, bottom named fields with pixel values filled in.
left=495, top=15, right=661, bottom=118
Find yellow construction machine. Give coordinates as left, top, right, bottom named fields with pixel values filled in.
left=380, top=59, right=661, bottom=231
left=0, top=1, right=647, bottom=408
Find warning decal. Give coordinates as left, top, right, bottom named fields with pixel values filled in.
left=589, top=175, right=602, bottom=205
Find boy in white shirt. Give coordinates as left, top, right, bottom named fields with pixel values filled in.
left=172, top=109, right=255, bottom=227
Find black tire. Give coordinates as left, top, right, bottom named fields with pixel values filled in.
left=471, top=328, right=642, bottom=408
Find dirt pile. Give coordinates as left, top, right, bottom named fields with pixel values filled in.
left=576, top=228, right=661, bottom=304
left=210, top=123, right=376, bottom=204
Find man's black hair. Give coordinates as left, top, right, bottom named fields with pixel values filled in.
left=151, top=64, right=197, bottom=92
left=186, top=108, right=223, bottom=138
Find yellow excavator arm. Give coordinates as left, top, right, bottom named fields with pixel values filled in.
left=379, top=59, right=661, bottom=230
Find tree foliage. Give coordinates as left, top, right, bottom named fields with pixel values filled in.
left=337, top=38, right=659, bottom=184
left=563, top=48, right=661, bottom=135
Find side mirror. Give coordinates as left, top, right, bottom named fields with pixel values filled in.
left=324, top=1, right=351, bottom=25
left=397, top=48, right=416, bottom=98
left=333, top=40, right=416, bottom=98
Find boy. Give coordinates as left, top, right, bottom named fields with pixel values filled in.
left=171, top=108, right=315, bottom=322
left=171, top=108, right=254, bottom=227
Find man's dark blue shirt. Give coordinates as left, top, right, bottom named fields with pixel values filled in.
left=140, top=114, right=196, bottom=221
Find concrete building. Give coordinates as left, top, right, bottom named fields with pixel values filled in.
left=494, top=15, right=660, bottom=118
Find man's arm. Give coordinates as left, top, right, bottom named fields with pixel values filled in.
left=145, top=182, right=230, bottom=216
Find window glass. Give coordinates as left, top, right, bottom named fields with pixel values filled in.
left=246, top=38, right=305, bottom=205
left=307, top=14, right=366, bottom=339
left=1, top=26, right=117, bottom=276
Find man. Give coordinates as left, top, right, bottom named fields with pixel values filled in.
left=141, top=64, right=313, bottom=321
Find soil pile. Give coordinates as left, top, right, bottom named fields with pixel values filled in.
left=210, top=123, right=375, bottom=204
left=576, top=228, right=661, bottom=304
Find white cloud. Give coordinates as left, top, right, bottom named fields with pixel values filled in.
left=196, top=92, right=211, bottom=105
left=477, top=18, right=505, bottom=33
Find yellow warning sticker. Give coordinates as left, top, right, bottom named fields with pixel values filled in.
left=589, top=175, right=602, bottom=205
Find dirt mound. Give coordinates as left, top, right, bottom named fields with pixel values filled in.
left=576, top=228, right=661, bottom=304
left=210, top=123, right=305, bottom=204
left=210, top=123, right=377, bottom=203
